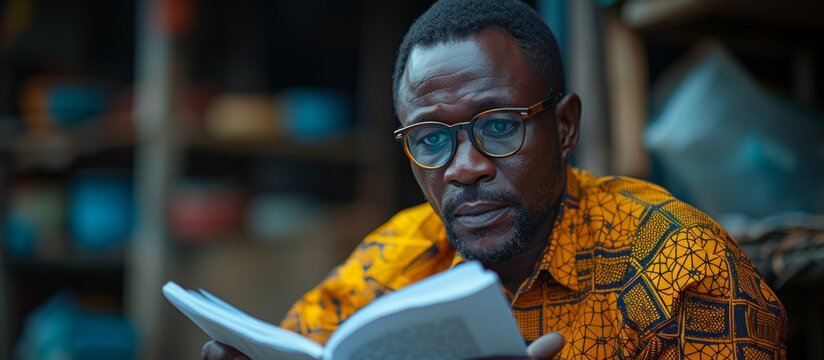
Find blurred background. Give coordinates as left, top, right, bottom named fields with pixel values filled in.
left=0, top=0, right=822, bottom=358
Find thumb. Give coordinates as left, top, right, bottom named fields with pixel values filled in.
left=526, top=332, right=565, bottom=359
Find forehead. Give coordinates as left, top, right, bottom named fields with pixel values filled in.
left=397, top=29, right=542, bottom=125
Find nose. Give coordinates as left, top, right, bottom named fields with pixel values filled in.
left=443, top=131, right=496, bottom=186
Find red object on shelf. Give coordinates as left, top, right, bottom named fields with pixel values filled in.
left=168, top=183, right=245, bottom=243
left=152, top=0, right=197, bottom=39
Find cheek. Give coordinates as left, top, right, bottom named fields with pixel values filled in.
left=495, top=159, right=531, bottom=198
left=496, top=157, right=527, bottom=181
left=499, top=127, right=561, bottom=197
left=412, top=166, right=444, bottom=209
left=525, top=124, right=561, bottom=171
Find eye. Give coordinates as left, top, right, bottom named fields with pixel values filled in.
left=480, top=118, right=519, bottom=138
left=419, top=131, right=450, bottom=147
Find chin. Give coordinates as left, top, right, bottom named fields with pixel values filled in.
left=448, top=227, right=526, bottom=264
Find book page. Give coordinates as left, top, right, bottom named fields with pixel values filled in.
left=163, top=282, right=323, bottom=360
left=347, top=316, right=480, bottom=360
left=325, top=263, right=526, bottom=360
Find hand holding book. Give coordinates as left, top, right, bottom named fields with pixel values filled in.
left=201, top=333, right=565, bottom=360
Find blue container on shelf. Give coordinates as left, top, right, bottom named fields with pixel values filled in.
left=48, top=83, right=109, bottom=128
left=70, top=312, right=138, bottom=360
left=69, top=172, right=135, bottom=251
left=3, top=214, right=37, bottom=257
left=281, top=88, right=350, bottom=142
left=15, top=292, right=137, bottom=360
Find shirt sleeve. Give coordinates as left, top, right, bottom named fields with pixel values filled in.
left=637, top=225, right=788, bottom=358
left=279, top=203, right=455, bottom=345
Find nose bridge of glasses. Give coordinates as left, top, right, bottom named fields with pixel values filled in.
left=443, top=123, right=497, bottom=184
left=452, top=124, right=489, bottom=162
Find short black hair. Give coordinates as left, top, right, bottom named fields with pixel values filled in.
left=392, top=0, right=564, bottom=112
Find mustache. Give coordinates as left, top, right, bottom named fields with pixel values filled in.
left=441, top=187, right=519, bottom=219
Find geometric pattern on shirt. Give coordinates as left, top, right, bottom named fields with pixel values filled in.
left=280, top=166, right=788, bottom=359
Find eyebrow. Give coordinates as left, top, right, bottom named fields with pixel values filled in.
left=406, top=98, right=514, bottom=126
left=474, top=98, right=512, bottom=111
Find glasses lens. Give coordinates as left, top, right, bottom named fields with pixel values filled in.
left=405, top=124, right=454, bottom=168
left=472, top=112, right=524, bottom=156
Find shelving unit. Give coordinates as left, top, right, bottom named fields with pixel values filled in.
left=0, top=0, right=432, bottom=358
left=564, top=0, right=824, bottom=179
left=595, top=1, right=824, bottom=358
left=0, top=144, right=136, bottom=358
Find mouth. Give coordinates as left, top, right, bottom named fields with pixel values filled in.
left=452, top=201, right=511, bottom=229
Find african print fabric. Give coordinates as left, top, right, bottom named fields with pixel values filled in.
left=280, top=166, right=788, bottom=359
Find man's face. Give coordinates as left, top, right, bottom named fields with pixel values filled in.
left=396, top=29, right=568, bottom=263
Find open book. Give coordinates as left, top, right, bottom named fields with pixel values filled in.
left=163, top=261, right=526, bottom=360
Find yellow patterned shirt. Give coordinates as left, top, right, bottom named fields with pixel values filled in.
left=280, top=166, right=788, bottom=359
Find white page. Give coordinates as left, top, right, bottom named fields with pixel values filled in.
left=168, top=284, right=321, bottom=351
left=199, top=288, right=256, bottom=319
left=163, top=282, right=324, bottom=360
left=165, top=283, right=322, bottom=358
left=329, top=261, right=490, bottom=339
left=325, top=262, right=526, bottom=360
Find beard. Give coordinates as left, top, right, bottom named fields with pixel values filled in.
left=441, top=185, right=555, bottom=264
left=426, top=141, right=564, bottom=264
left=437, top=149, right=563, bottom=264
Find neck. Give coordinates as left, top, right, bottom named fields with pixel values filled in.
left=485, top=204, right=559, bottom=294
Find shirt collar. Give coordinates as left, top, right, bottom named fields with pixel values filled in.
left=450, top=165, right=583, bottom=292
left=540, top=165, right=582, bottom=291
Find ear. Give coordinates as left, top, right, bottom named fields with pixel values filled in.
left=554, top=93, right=581, bottom=163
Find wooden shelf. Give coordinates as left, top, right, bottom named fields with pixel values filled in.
left=4, top=254, right=124, bottom=274
left=184, top=132, right=359, bottom=164
left=3, top=247, right=126, bottom=273
left=622, top=0, right=824, bottom=39
left=621, top=0, right=730, bottom=29
left=1, top=130, right=136, bottom=171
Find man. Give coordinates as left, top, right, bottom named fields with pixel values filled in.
left=205, top=0, right=788, bottom=358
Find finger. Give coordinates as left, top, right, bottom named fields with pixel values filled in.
left=201, top=340, right=250, bottom=360
left=525, top=331, right=565, bottom=359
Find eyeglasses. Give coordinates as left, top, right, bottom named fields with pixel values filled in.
left=393, top=97, right=556, bottom=169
